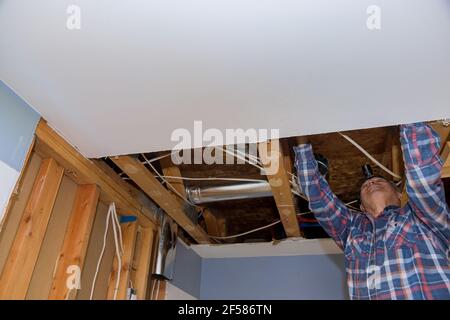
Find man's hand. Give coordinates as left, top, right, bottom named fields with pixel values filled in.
left=296, top=136, right=310, bottom=145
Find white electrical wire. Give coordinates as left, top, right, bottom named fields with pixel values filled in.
left=215, top=146, right=266, bottom=172
left=141, top=153, right=196, bottom=206
left=208, top=199, right=361, bottom=240
left=110, top=204, right=123, bottom=300
left=140, top=151, right=177, bottom=164
left=338, top=132, right=402, bottom=180
left=234, top=147, right=263, bottom=166
left=90, top=202, right=123, bottom=300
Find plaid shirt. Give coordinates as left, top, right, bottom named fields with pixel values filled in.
left=294, top=123, right=450, bottom=300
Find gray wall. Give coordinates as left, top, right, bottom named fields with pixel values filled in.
left=0, top=81, right=39, bottom=171
left=172, top=242, right=348, bottom=300
left=172, top=242, right=203, bottom=298
left=200, top=254, right=348, bottom=300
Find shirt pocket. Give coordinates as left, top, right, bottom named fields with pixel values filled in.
left=384, top=216, right=416, bottom=251
left=345, top=231, right=371, bottom=260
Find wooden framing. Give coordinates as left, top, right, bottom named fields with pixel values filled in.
left=442, top=141, right=450, bottom=178
left=132, top=226, right=155, bottom=300
left=34, top=120, right=157, bottom=228
left=111, top=156, right=210, bottom=243
left=107, top=221, right=138, bottom=300
left=49, top=184, right=100, bottom=300
left=0, top=158, right=64, bottom=299
left=159, top=155, right=188, bottom=201
left=258, top=140, right=301, bottom=238
left=159, top=155, right=224, bottom=238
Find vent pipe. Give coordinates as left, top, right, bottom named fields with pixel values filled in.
left=186, top=181, right=272, bottom=204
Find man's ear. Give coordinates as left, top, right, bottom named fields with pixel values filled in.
left=360, top=204, right=365, bottom=212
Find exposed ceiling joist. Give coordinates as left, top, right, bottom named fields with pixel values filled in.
left=111, top=155, right=210, bottom=244
left=34, top=120, right=157, bottom=228
left=442, top=141, right=450, bottom=179
left=258, top=140, right=301, bottom=238
left=159, top=155, right=225, bottom=239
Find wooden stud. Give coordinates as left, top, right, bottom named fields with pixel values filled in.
left=155, top=280, right=167, bottom=300
left=442, top=166, right=450, bottom=179
left=258, top=140, right=301, bottom=238
left=48, top=184, right=100, bottom=300
left=107, top=221, right=138, bottom=300
left=0, top=158, right=64, bottom=299
left=441, top=141, right=450, bottom=167
left=34, top=120, right=157, bottom=228
left=429, top=121, right=450, bottom=153
left=111, top=156, right=210, bottom=244
left=203, top=210, right=221, bottom=237
left=159, top=155, right=187, bottom=199
left=132, top=226, right=154, bottom=300
left=441, top=142, right=450, bottom=178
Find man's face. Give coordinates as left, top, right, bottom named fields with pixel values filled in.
left=360, top=177, right=401, bottom=218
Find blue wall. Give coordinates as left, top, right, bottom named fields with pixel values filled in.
left=172, top=241, right=349, bottom=300
left=200, top=254, right=348, bottom=300
left=172, top=242, right=203, bottom=298
left=0, top=81, right=40, bottom=171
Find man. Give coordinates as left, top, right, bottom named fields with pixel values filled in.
left=294, top=122, right=450, bottom=299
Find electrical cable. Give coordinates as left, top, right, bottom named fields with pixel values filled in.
left=141, top=153, right=196, bottom=206
left=90, top=202, right=123, bottom=300
left=207, top=199, right=360, bottom=240
left=338, top=132, right=402, bottom=180
left=215, top=146, right=266, bottom=172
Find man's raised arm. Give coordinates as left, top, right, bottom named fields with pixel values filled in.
left=400, top=122, right=450, bottom=246
left=294, top=142, right=354, bottom=250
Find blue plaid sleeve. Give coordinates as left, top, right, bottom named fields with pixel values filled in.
left=400, top=122, right=450, bottom=247
left=294, top=144, right=353, bottom=250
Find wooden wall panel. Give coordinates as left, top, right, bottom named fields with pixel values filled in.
left=26, top=176, right=77, bottom=299
left=49, top=184, right=100, bottom=300
left=0, top=158, right=64, bottom=299
left=77, top=202, right=116, bottom=300
left=131, top=226, right=155, bottom=300
left=107, top=222, right=138, bottom=300
left=0, top=153, right=42, bottom=276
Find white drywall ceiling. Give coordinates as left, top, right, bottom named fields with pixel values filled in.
left=1, top=0, right=450, bottom=158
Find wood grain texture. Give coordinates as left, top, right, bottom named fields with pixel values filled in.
left=49, top=184, right=100, bottom=300
left=0, top=158, right=64, bottom=299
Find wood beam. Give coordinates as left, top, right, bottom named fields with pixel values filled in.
left=159, top=155, right=187, bottom=200
left=49, top=184, right=100, bottom=300
left=159, top=155, right=223, bottom=238
left=34, top=120, right=157, bottom=227
left=441, top=141, right=450, bottom=167
left=442, top=166, right=450, bottom=179
left=203, top=211, right=221, bottom=237
left=111, top=156, right=210, bottom=243
left=132, top=226, right=155, bottom=300
left=107, top=221, right=138, bottom=300
left=441, top=142, right=450, bottom=178
left=93, top=159, right=157, bottom=228
left=429, top=121, right=450, bottom=153
left=0, top=158, right=64, bottom=299
left=258, top=140, right=301, bottom=238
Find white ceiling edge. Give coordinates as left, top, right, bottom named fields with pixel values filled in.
left=188, top=238, right=342, bottom=259
left=1, top=0, right=450, bottom=158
